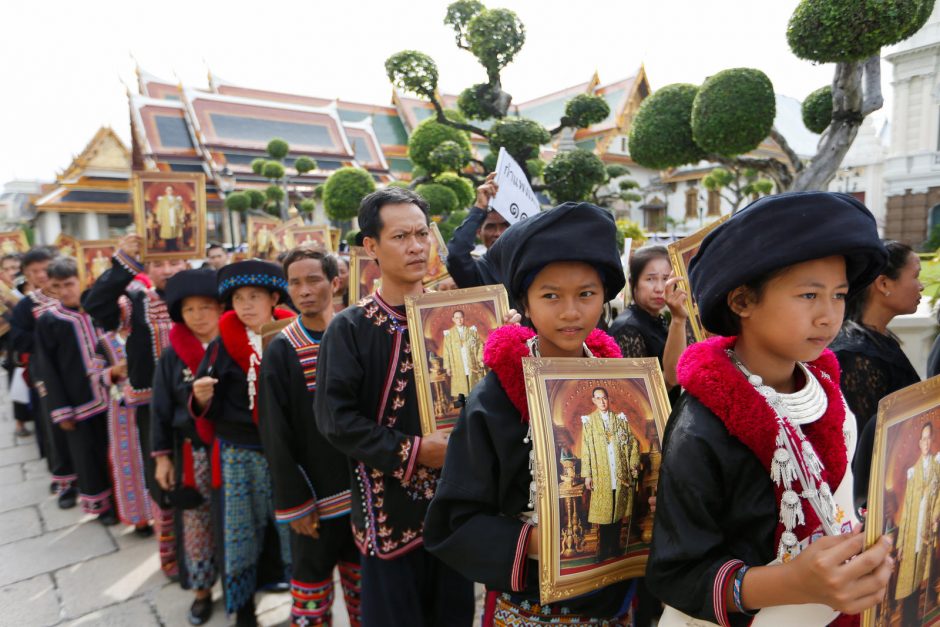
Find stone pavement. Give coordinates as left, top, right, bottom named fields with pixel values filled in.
left=0, top=392, right=354, bottom=627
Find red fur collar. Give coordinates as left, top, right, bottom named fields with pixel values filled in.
left=484, top=326, right=622, bottom=423
left=133, top=273, right=153, bottom=289
left=218, top=308, right=295, bottom=423
left=169, top=323, right=207, bottom=374
left=677, top=335, right=848, bottom=547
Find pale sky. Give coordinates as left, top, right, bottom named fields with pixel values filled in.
left=1, top=0, right=886, bottom=183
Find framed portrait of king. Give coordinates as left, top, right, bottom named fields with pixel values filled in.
left=286, top=225, right=333, bottom=252
left=132, top=171, right=206, bottom=262
left=405, top=285, right=510, bottom=435
left=0, top=231, right=29, bottom=256
left=54, top=233, right=79, bottom=258
left=423, top=222, right=450, bottom=286
left=524, top=357, right=670, bottom=603
left=77, top=240, right=117, bottom=289
left=247, top=214, right=280, bottom=259
left=864, top=377, right=940, bottom=627
left=348, top=246, right=381, bottom=304
left=666, top=214, right=729, bottom=342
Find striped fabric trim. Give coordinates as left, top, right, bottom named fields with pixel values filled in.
left=281, top=319, right=320, bottom=392
left=316, top=490, right=351, bottom=520
left=28, top=290, right=57, bottom=320
left=511, top=523, right=534, bottom=592
left=113, top=250, right=143, bottom=275
left=713, top=559, right=744, bottom=627
left=275, top=499, right=317, bottom=523
left=46, top=306, right=108, bottom=421
left=125, top=386, right=152, bottom=407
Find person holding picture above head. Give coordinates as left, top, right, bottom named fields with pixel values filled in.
left=609, top=246, right=690, bottom=400
left=190, top=260, right=294, bottom=626
left=84, top=233, right=189, bottom=580
left=445, top=171, right=509, bottom=289
left=426, top=202, right=643, bottom=625
left=259, top=248, right=361, bottom=627
left=314, top=187, right=475, bottom=627
left=150, top=268, right=222, bottom=626
left=646, top=192, right=895, bottom=626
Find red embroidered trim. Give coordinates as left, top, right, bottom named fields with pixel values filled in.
left=676, top=335, right=848, bottom=549
left=713, top=559, right=743, bottom=627
left=218, top=308, right=295, bottom=423
left=511, top=523, right=534, bottom=592
left=483, top=326, right=622, bottom=423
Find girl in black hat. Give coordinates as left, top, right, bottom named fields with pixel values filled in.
left=150, top=269, right=222, bottom=625
left=646, top=192, right=895, bottom=626
left=425, top=202, right=641, bottom=625
left=190, top=260, right=295, bottom=626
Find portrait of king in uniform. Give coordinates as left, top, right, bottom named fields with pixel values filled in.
left=580, top=386, right=641, bottom=561
left=133, top=172, right=206, bottom=261
left=440, top=310, right=484, bottom=401
left=155, top=185, right=185, bottom=251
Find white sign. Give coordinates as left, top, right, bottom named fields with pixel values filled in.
left=489, top=147, right=540, bottom=225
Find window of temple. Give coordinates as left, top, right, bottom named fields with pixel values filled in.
left=685, top=187, right=699, bottom=220
left=644, top=206, right=666, bottom=231
left=707, top=189, right=721, bottom=217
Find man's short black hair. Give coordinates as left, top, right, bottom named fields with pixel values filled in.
left=206, top=241, right=225, bottom=253
left=358, top=187, right=429, bottom=241
left=282, top=247, right=339, bottom=282
left=22, top=246, right=55, bottom=268
left=592, top=387, right=609, bottom=398
left=47, top=256, right=79, bottom=280
left=923, top=421, right=934, bottom=437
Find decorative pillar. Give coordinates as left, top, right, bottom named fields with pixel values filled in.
left=80, top=212, right=101, bottom=240
left=36, top=211, right=62, bottom=245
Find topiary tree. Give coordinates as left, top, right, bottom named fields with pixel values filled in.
left=801, top=86, right=833, bottom=134
left=294, top=156, right=317, bottom=176
left=250, top=158, right=266, bottom=176
left=298, top=199, right=316, bottom=215
left=702, top=167, right=775, bottom=213
left=437, top=208, right=470, bottom=242
left=434, top=172, right=475, bottom=208
left=323, top=167, right=376, bottom=221
left=542, top=149, right=607, bottom=203
left=224, top=191, right=250, bottom=213
left=262, top=161, right=286, bottom=180
left=246, top=189, right=266, bottom=210
left=415, top=183, right=459, bottom=216
left=266, top=138, right=289, bottom=161
left=628, top=1, right=935, bottom=192
left=385, top=1, right=612, bottom=191
left=408, top=117, right=472, bottom=176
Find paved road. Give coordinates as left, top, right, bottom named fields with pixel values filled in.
left=0, top=386, right=330, bottom=627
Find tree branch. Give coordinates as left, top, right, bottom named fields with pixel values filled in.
left=710, top=154, right=793, bottom=191
left=428, top=95, right=490, bottom=137
left=861, top=54, right=884, bottom=116
left=769, top=128, right=804, bottom=174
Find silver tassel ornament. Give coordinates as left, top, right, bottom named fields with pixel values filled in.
left=780, top=489, right=805, bottom=530
left=771, top=448, right=797, bottom=488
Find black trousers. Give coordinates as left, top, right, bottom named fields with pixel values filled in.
left=64, top=412, right=112, bottom=513
left=291, top=516, right=359, bottom=583
left=598, top=519, right=624, bottom=561
left=36, top=388, right=75, bottom=486
left=359, top=547, right=474, bottom=627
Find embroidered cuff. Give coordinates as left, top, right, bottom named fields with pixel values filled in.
left=150, top=450, right=172, bottom=459
left=316, top=490, right=352, bottom=520
left=276, top=499, right=317, bottom=523
left=50, top=407, right=76, bottom=424
left=712, top=559, right=745, bottom=627
left=188, top=391, right=212, bottom=422
left=403, top=435, right=421, bottom=482
left=113, top=250, right=143, bottom=275
left=511, top=523, right=535, bottom=592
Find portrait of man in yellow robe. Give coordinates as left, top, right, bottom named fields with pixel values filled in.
left=154, top=185, right=186, bottom=251
left=894, top=421, right=940, bottom=623
left=440, top=310, right=484, bottom=400
left=580, top=386, right=641, bottom=560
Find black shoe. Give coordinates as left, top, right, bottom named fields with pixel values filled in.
left=98, top=508, right=119, bottom=526
left=260, top=581, right=290, bottom=593
left=57, top=487, right=77, bottom=509
left=235, top=600, right=257, bottom=627
left=133, top=524, right=154, bottom=538
left=188, top=597, right=213, bottom=625
left=49, top=481, right=58, bottom=495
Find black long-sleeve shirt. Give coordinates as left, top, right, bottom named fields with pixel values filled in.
left=445, top=207, right=502, bottom=289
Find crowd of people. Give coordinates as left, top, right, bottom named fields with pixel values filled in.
left=1, top=177, right=935, bottom=627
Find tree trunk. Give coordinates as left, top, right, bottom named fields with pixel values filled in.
left=789, top=55, right=883, bottom=192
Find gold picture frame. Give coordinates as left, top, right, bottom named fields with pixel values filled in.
left=54, top=233, right=79, bottom=258
left=523, top=357, right=670, bottom=604
left=424, top=222, right=450, bottom=287
left=666, top=215, right=729, bottom=342
left=405, top=285, right=510, bottom=435
left=76, top=239, right=118, bottom=289
left=0, top=230, right=29, bottom=255
left=348, top=246, right=381, bottom=304
left=330, top=227, right=341, bottom=252
left=246, top=214, right=280, bottom=259
left=132, top=171, right=206, bottom=262
left=863, top=376, right=940, bottom=627
left=286, top=225, right=334, bottom=252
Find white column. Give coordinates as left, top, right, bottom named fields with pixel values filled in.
left=97, top=215, right=109, bottom=239
left=36, top=211, right=62, bottom=245
left=80, top=212, right=101, bottom=240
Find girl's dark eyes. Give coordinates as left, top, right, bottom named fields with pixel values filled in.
left=580, top=290, right=596, bottom=298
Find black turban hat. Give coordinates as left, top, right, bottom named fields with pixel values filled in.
left=689, top=191, right=887, bottom=337
left=217, top=259, right=289, bottom=306
left=487, top=202, right=626, bottom=302
left=165, top=269, right=218, bottom=323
